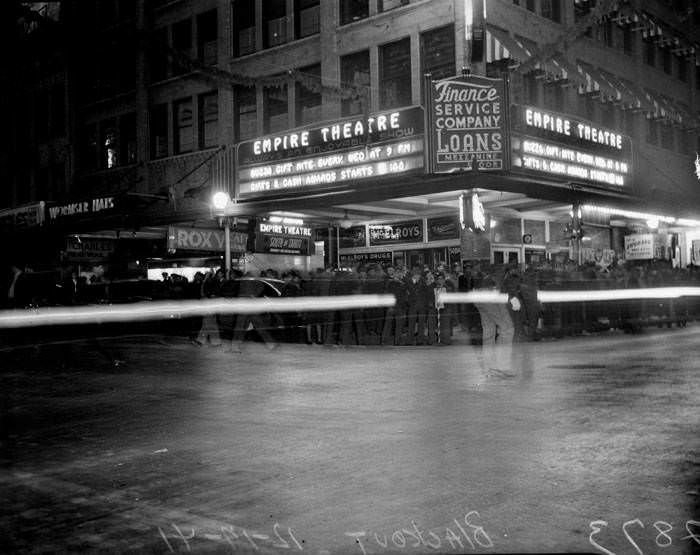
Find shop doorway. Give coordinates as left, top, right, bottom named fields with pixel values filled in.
left=492, top=248, right=520, bottom=265
left=525, top=248, right=546, bottom=266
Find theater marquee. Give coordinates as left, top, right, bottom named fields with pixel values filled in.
left=236, top=106, right=425, bottom=199
left=511, top=106, right=633, bottom=188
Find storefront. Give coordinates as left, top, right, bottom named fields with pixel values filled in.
left=226, top=72, right=647, bottom=273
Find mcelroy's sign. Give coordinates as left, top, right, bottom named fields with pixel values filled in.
left=431, top=75, right=509, bottom=173
left=368, top=220, right=423, bottom=246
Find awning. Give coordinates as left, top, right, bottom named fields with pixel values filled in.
left=485, top=26, right=583, bottom=85
left=596, top=68, right=655, bottom=111
left=617, top=76, right=656, bottom=113
left=485, top=26, right=531, bottom=65
left=575, top=61, right=619, bottom=100
left=610, top=5, right=640, bottom=27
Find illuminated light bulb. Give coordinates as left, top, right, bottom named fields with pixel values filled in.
left=212, top=191, right=230, bottom=211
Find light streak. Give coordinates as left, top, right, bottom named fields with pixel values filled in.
left=443, top=287, right=700, bottom=304
left=3, top=288, right=700, bottom=329
left=0, top=295, right=395, bottom=329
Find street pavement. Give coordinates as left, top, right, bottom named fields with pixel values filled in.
left=1, top=326, right=700, bottom=554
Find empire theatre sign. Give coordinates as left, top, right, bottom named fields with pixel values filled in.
left=236, top=106, right=425, bottom=199
left=511, top=106, right=632, bottom=188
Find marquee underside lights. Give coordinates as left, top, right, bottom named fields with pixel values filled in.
left=582, top=205, right=700, bottom=227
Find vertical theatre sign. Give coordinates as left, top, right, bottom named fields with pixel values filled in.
left=430, top=74, right=509, bottom=172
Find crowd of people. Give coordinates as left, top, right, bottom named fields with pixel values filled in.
left=4, top=259, right=700, bottom=351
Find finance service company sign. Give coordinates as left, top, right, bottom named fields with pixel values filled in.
left=430, top=75, right=509, bottom=173
left=236, top=106, right=424, bottom=199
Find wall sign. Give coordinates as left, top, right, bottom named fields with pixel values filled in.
left=427, top=216, right=460, bottom=241
left=624, top=233, right=654, bottom=260
left=0, top=202, right=45, bottom=231
left=256, top=222, right=313, bottom=255
left=48, top=196, right=116, bottom=221
left=511, top=106, right=632, bottom=189
left=167, top=226, right=247, bottom=253
left=340, top=225, right=367, bottom=249
left=65, top=237, right=116, bottom=260
left=339, top=252, right=393, bottom=266
left=430, top=74, right=509, bottom=172
left=237, top=106, right=425, bottom=199
left=368, top=220, right=423, bottom=246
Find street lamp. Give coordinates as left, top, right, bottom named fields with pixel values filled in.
left=211, top=191, right=231, bottom=278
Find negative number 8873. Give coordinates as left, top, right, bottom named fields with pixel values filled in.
left=589, top=519, right=700, bottom=555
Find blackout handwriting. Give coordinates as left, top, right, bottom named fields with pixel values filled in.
left=589, top=518, right=700, bottom=555
left=158, top=522, right=303, bottom=552
left=345, top=511, right=494, bottom=554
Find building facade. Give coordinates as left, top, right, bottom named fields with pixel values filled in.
left=2, top=0, right=700, bottom=278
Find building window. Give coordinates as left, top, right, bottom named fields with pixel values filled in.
left=601, top=102, right=615, bottom=128
left=149, top=27, right=169, bottom=83
left=51, top=162, right=66, bottom=198
left=660, top=122, right=674, bottom=150
left=172, top=19, right=193, bottom=76
left=622, top=109, right=636, bottom=137
left=420, top=25, right=455, bottom=101
left=34, top=89, right=49, bottom=142
left=118, top=0, right=136, bottom=21
left=197, top=9, right=217, bottom=65
left=340, top=50, right=370, bottom=116
left=524, top=72, right=539, bottom=105
left=602, top=20, right=613, bottom=47
left=97, top=0, right=117, bottom=28
left=50, top=82, right=65, bottom=138
left=174, top=98, right=194, bottom=154
left=339, top=0, right=368, bottom=25
left=264, top=84, right=288, bottom=133
left=296, top=64, right=322, bottom=125
left=678, top=56, right=687, bottom=82
left=234, top=0, right=256, bottom=56
left=679, top=129, right=693, bottom=156
left=120, top=113, right=137, bottom=165
left=150, top=104, right=168, bottom=159
left=80, top=122, right=100, bottom=171
left=295, top=0, right=320, bottom=38
left=544, top=83, right=564, bottom=112
left=264, top=0, right=288, bottom=48
left=662, top=47, right=672, bottom=75
left=101, top=118, right=119, bottom=169
left=541, top=0, right=561, bottom=23
left=526, top=0, right=535, bottom=12
left=235, top=86, right=257, bottom=141
left=379, top=0, right=411, bottom=12
left=198, top=92, right=218, bottom=149
left=35, top=167, right=48, bottom=201
left=585, top=96, right=596, bottom=122
left=644, top=40, right=656, bottom=67
left=646, top=118, right=658, bottom=145
left=623, top=26, right=634, bottom=55
left=379, top=38, right=412, bottom=109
